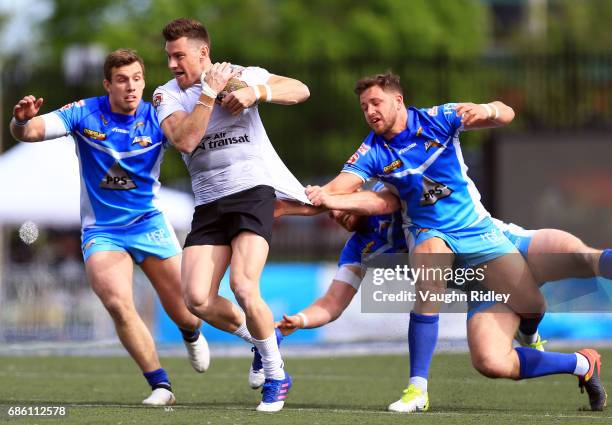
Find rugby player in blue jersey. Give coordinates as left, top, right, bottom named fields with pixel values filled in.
left=306, top=72, right=605, bottom=411
left=278, top=190, right=608, bottom=411
left=9, top=49, right=209, bottom=406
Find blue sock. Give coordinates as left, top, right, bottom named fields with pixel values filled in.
left=179, top=327, right=200, bottom=343
left=143, top=368, right=172, bottom=390
left=409, top=311, right=439, bottom=381
left=600, top=249, right=612, bottom=280
left=515, top=347, right=577, bottom=379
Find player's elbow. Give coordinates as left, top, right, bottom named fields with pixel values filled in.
left=172, top=136, right=200, bottom=154
left=286, top=83, right=310, bottom=105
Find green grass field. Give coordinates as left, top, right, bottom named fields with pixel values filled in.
left=0, top=350, right=610, bottom=424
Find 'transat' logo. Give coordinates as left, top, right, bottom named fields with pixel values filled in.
left=132, top=136, right=152, bottom=147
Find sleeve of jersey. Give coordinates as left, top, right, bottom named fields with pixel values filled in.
left=41, top=112, right=70, bottom=140
left=439, top=103, right=463, bottom=134
left=242, top=66, right=272, bottom=85
left=341, top=144, right=375, bottom=182
left=153, top=86, right=186, bottom=124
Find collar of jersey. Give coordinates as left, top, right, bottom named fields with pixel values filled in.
left=101, top=96, right=143, bottom=124
left=377, top=108, right=413, bottom=146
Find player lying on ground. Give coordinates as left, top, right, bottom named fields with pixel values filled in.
left=154, top=18, right=310, bottom=412
left=276, top=189, right=609, bottom=412
left=10, top=49, right=209, bottom=406
left=306, top=73, right=549, bottom=394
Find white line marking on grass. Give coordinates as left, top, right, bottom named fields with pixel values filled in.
left=58, top=403, right=612, bottom=419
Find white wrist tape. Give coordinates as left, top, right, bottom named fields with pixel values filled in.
left=200, top=81, right=218, bottom=99
left=480, top=103, right=493, bottom=119
left=12, top=116, right=30, bottom=127
left=263, top=84, right=272, bottom=102
left=297, top=312, right=309, bottom=328
left=251, top=85, right=261, bottom=101
left=489, top=103, right=500, bottom=120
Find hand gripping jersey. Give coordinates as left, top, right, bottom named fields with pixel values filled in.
left=153, top=65, right=309, bottom=206
left=342, top=104, right=489, bottom=233
left=338, top=182, right=407, bottom=269
left=41, top=97, right=167, bottom=229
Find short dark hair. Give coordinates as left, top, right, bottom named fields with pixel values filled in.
left=354, top=72, right=403, bottom=97
left=162, top=18, right=210, bottom=46
left=103, top=48, right=144, bottom=81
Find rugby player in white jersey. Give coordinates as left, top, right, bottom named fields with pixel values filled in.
left=153, top=18, right=310, bottom=412
left=10, top=49, right=210, bottom=406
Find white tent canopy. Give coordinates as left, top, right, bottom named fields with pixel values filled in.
left=0, top=137, right=194, bottom=229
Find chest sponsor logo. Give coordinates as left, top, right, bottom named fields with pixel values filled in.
left=425, top=139, right=442, bottom=152
left=383, top=159, right=403, bottom=174
left=112, top=127, right=130, bottom=134
left=193, top=131, right=251, bottom=155
left=100, top=162, right=136, bottom=190
left=84, top=128, right=106, bottom=141
left=419, top=175, right=452, bottom=206
left=398, top=143, right=417, bottom=154
left=132, top=135, right=152, bottom=147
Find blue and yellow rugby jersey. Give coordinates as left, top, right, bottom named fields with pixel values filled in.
left=342, top=104, right=489, bottom=233
left=338, top=182, right=407, bottom=268
left=53, top=96, right=167, bottom=229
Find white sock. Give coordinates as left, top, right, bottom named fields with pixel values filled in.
left=574, top=353, right=590, bottom=376
left=252, top=332, right=285, bottom=381
left=233, top=322, right=253, bottom=344
left=518, top=329, right=538, bottom=345
left=409, top=376, right=428, bottom=393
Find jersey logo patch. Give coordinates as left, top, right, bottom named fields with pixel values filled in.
left=132, top=136, right=152, bottom=147
left=84, top=128, right=106, bottom=141
left=416, top=126, right=423, bottom=137
left=357, top=143, right=370, bottom=155
left=425, top=139, right=442, bottom=152
left=134, top=121, right=145, bottom=130
left=427, top=107, right=438, bottom=116
left=383, top=159, right=403, bottom=174
left=100, top=162, right=137, bottom=190
left=153, top=93, right=163, bottom=109
left=362, top=240, right=375, bottom=255
left=60, top=100, right=85, bottom=111
left=420, top=175, right=452, bottom=206
left=100, top=114, right=109, bottom=125
left=347, top=152, right=359, bottom=164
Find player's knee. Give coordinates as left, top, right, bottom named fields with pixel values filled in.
left=183, top=293, right=214, bottom=319
left=102, top=296, right=135, bottom=324
left=229, top=278, right=259, bottom=308
left=472, top=353, right=513, bottom=379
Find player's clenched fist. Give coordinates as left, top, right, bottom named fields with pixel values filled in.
left=306, top=185, right=330, bottom=207
left=454, top=102, right=489, bottom=126
left=13, top=95, right=44, bottom=122
left=221, top=87, right=257, bottom=116
left=201, top=62, right=239, bottom=95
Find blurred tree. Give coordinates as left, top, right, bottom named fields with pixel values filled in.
left=8, top=0, right=489, bottom=181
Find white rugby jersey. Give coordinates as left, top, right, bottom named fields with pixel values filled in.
left=153, top=65, right=309, bottom=206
